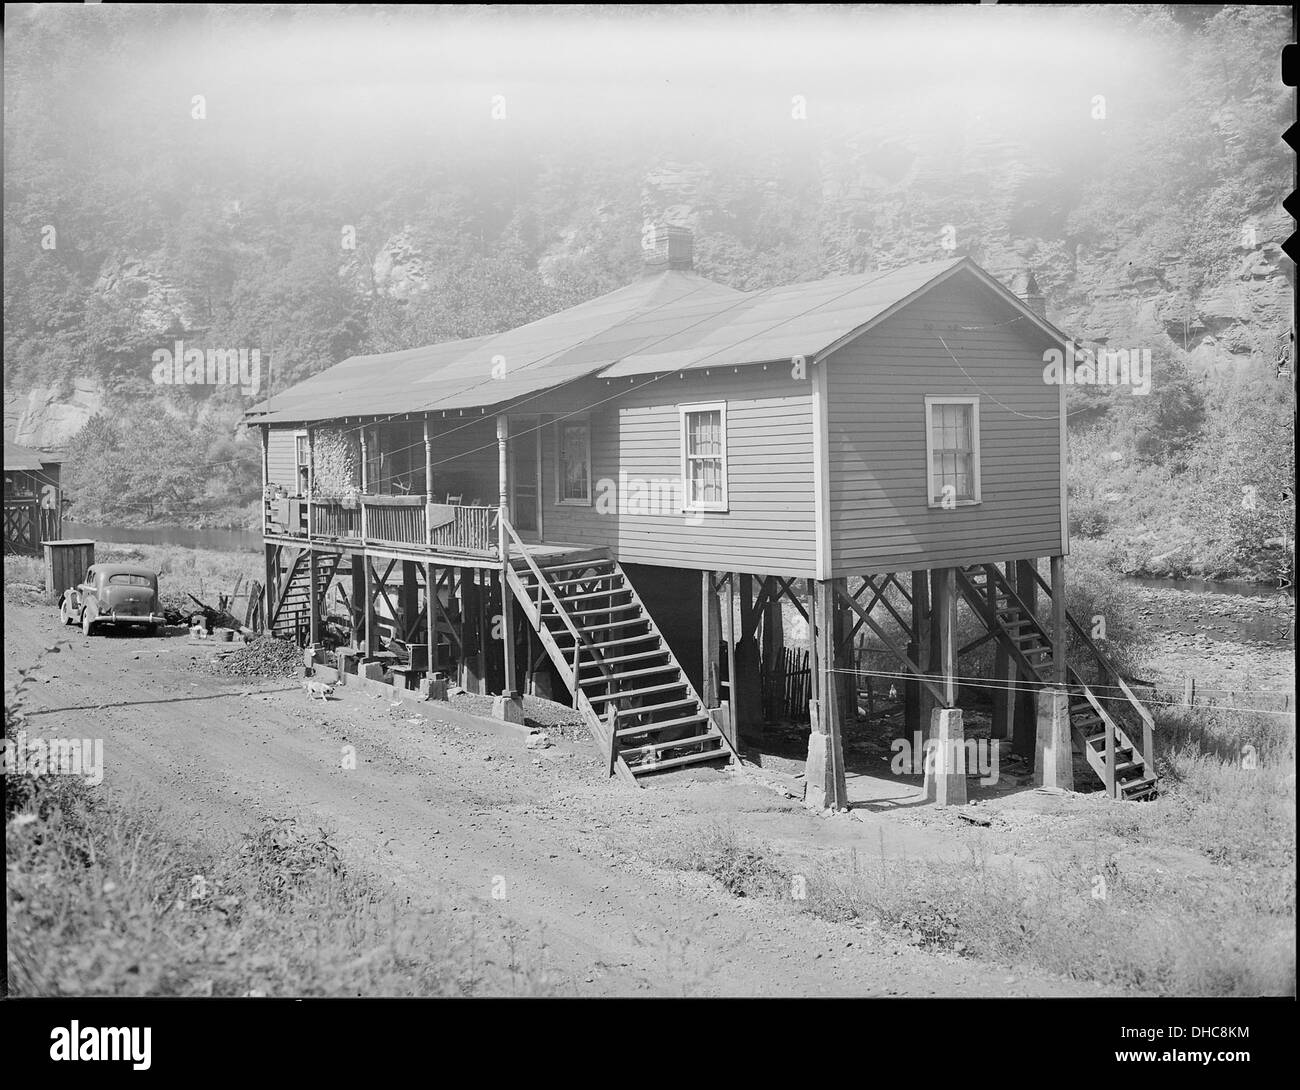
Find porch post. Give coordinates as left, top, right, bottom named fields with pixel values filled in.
left=306, top=426, right=315, bottom=538
left=359, top=424, right=369, bottom=541
left=495, top=415, right=522, bottom=719
left=423, top=417, right=434, bottom=544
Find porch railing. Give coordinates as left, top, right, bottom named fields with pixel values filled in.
left=362, top=495, right=424, bottom=546
left=310, top=500, right=362, bottom=540
left=429, top=505, right=499, bottom=556
left=267, top=494, right=500, bottom=558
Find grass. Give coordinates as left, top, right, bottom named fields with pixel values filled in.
left=4, top=653, right=552, bottom=997
left=4, top=544, right=262, bottom=619
left=641, top=701, right=1295, bottom=996
left=6, top=779, right=554, bottom=997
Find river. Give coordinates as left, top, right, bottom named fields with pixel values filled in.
left=64, top=521, right=261, bottom=554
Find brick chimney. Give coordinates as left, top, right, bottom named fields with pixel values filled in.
left=643, top=224, right=694, bottom=274
left=1011, top=269, right=1047, bottom=317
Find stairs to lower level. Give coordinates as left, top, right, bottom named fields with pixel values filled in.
left=956, top=563, right=1157, bottom=801
left=269, top=550, right=340, bottom=641
left=503, top=537, right=734, bottom=786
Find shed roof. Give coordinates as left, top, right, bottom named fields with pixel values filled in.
left=245, top=256, right=1066, bottom=425
left=4, top=439, right=59, bottom=471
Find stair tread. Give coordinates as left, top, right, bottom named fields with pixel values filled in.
left=616, top=698, right=697, bottom=719
left=615, top=712, right=710, bottom=738
left=578, top=649, right=671, bottom=668
left=579, top=664, right=681, bottom=685
left=588, top=681, right=688, bottom=703
left=548, top=586, right=633, bottom=602
left=552, top=617, right=649, bottom=633
left=629, top=746, right=729, bottom=775
left=620, top=731, right=719, bottom=757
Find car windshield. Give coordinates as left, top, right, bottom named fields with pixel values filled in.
left=107, top=574, right=154, bottom=587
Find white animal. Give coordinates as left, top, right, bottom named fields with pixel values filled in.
left=303, top=678, right=334, bottom=703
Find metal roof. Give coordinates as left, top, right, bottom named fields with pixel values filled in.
left=245, top=257, right=1066, bottom=425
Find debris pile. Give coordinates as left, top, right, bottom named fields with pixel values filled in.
left=210, top=636, right=302, bottom=679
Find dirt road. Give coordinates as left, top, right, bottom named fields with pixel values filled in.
left=6, top=602, right=1113, bottom=997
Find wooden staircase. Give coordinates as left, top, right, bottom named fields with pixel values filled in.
left=955, top=563, right=1157, bottom=801
left=502, top=525, right=735, bottom=786
left=269, top=550, right=341, bottom=641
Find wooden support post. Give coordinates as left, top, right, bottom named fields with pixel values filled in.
left=702, top=571, right=722, bottom=708
left=401, top=559, right=419, bottom=645
left=1013, top=558, right=1040, bottom=759
left=264, top=544, right=277, bottom=632
left=457, top=567, right=474, bottom=692
left=427, top=563, right=438, bottom=672
left=806, top=578, right=819, bottom=708
left=476, top=569, right=489, bottom=696
left=363, top=557, right=377, bottom=657
left=806, top=579, right=848, bottom=810
left=1050, top=554, right=1067, bottom=687
left=934, top=567, right=957, bottom=707
left=496, top=415, right=518, bottom=699
left=761, top=577, right=784, bottom=722
left=349, top=554, right=365, bottom=649
left=906, top=570, right=930, bottom=737
left=307, top=549, right=320, bottom=646
left=723, top=574, right=738, bottom=744
left=735, top=573, right=763, bottom=741
left=991, top=561, right=1015, bottom=740
left=835, top=580, right=855, bottom=728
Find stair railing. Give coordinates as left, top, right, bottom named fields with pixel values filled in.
left=1026, top=566, right=1155, bottom=774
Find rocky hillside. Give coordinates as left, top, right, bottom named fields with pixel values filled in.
left=3, top=4, right=1293, bottom=567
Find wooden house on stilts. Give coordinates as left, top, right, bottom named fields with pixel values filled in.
left=244, top=228, right=1156, bottom=801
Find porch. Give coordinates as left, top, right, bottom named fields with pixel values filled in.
left=261, top=412, right=562, bottom=564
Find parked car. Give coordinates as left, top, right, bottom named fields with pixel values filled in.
left=59, top=563, right=166, bottom=636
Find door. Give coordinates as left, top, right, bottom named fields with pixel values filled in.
left=509, top=416, right=542, bottom=539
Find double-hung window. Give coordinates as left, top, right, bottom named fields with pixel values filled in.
left=680, top=402, right=728, bottom=512
left=925, top=396, right=981, bottom=507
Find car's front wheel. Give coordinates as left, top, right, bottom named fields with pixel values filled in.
left=82, top=608, right=98, bottom=637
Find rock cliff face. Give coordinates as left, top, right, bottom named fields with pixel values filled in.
left=6, top=378, right=105, bottom=456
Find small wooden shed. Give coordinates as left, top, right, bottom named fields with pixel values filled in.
left=42, top=539, right=95, bottom=602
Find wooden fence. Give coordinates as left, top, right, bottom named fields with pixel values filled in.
left=760, top=646, right=811, bottom=722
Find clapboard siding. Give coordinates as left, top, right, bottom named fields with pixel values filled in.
left=529, top=371, right=817, bottom=576
left=825, top=276, right=1064, bottom=573
left=266, top=426, right=298, bottom=493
